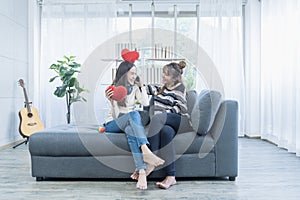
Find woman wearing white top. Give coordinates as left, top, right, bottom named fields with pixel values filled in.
left=104, top=60, right=164, bottom=190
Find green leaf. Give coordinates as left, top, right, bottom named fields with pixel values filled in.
left=64, top=55, right=70, bottom=62
left=68, top=88, right=76, bottom=94
left=59, top=66, right=67, bottom=74
left=54, top=86, right=67, bottom=98
left=65, top=69, right=76, bottom=76
left=69, top=62, right=81, bottom=68
left=69, top=55, right=76, bottom=60
left=68, top=77, right=77, bottom=87
left=76, top=86, right=84, bottom=93
left=77, top=86, right=89, bottom=94
left=49, top=76, right=59, bottom=82
left=49, top=64, right=58, bottom=70
left=57, top=60, right=65, bottom=64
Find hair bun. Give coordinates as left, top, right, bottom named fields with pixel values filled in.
left=178, top=60, right=186, bottom=69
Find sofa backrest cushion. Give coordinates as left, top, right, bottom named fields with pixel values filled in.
left=187, top=90, right=197, bottom=116
left=191, top=90, right=222, bottom=135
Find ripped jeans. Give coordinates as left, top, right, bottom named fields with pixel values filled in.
left=104, top=110, right=148, bottom=171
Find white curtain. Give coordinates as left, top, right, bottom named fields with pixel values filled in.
left=198, top=0, right=245, bottom=134
left=38, top=0, right=116, bottom=127
left=259, top=0, right=300, bottom=156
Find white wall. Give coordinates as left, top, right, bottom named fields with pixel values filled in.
left=0, top=0, right=29, bottom=147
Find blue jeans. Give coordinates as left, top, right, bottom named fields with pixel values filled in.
left=104, top=111, right=148, bottom=171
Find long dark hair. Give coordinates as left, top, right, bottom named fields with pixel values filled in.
left=113, top=61, right=135, bottom=86
left=112, top=61, right=135, bottom=107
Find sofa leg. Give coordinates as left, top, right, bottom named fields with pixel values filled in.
left=36, top=177, right=44, bottom=181
left=229, top=177, right=236, bottom=181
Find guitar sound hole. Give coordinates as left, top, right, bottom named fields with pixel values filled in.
left=27, top=113, right=33, bottom=118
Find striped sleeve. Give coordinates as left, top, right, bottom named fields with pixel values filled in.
left=154, top=83, right=188, bottom=116
left=167, top=85, right=188, bottom=114
left=147, top=84, right=161, bottom=95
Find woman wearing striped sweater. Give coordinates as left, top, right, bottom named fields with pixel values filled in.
left=147, top=61, right=193, bottom=189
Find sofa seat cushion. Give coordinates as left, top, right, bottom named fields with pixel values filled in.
left=29, top=124, right=215, bottom=159
left=29, top=124, right=132, bottom=157
left=173, top=131, right=215, bottom=155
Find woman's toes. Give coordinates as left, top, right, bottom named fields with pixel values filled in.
left=136, top=171, right=147, bottom=190
left=130, top=171, right=139, bottom=180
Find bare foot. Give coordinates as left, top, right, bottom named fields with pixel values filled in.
left=136, top=169, right=147, bottom=190
left=156, top=176, right=177, bottom=189
left=141, top=145, right=165, bottom=167
left=146, top=163, right=155, bottom=176
left=131, top=163, right=155, bottom=181
left=130, top=171, right=139, bottom=180
left=143, top=152, right=165, bottom=167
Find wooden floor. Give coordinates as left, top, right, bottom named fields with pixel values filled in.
left=1, top=138, right=300, bottom=200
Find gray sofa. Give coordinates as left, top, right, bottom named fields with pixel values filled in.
left=28, top=90, right=238, bottom=181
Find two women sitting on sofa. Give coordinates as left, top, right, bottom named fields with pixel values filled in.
left=103, top=49, right=192, bottom=190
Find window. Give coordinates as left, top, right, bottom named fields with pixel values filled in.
left=115, top=4, right=199, bottom=90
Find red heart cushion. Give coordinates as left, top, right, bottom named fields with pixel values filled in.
left=105, top=85, right=127, bottom=102
left=113, top=86, right=127, bottom=101
left=106, top=85, right=115, bottom=92
left=121, top=48, right=139, bottom=63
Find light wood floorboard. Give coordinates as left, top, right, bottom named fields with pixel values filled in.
left=0, top=138, right=300, bottom=200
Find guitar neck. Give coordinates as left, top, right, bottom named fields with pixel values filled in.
left=23, top=87, right=32, bottom=113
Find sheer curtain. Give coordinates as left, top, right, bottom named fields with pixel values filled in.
left=38, top=0, right=116, bottom=127
left=198, top=0, right=245, bottom=134
left=260, top=0, right=300, bottom=156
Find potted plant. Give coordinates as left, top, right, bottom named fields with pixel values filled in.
left=49, top=55, right=88, bottom=124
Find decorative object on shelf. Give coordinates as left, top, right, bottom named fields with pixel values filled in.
left=49, top=55, right=88, bottom=124
left=154, top=43, right=174, bottom=59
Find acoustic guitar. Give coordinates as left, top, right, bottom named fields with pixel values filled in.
left=18, top=79, right=44, bottom=138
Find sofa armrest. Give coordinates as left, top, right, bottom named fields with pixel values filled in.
left=209, top=100, right=238, bottom=179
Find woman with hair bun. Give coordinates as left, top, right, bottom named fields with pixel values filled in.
left=131, top=60, right=193, bottom=189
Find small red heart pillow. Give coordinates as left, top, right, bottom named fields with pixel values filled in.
left=105, top=85, right=127, bottom=102
left=121, top=48, right=139, bottom=63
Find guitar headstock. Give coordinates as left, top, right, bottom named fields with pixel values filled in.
left=18, top=79, right=25, bottom=88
